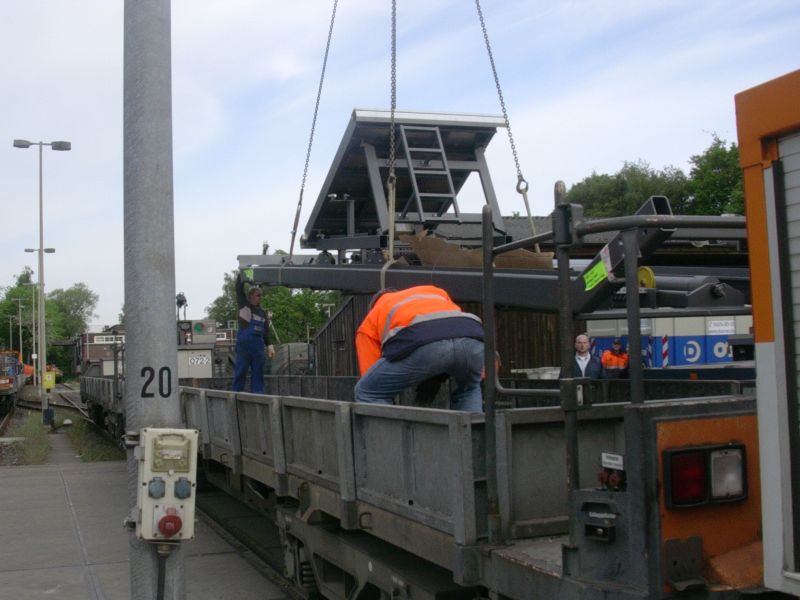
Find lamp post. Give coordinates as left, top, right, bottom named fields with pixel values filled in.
left=15, top=138, right=71, bottom=425
left=23, top=282, right=37, bottom=384
left=24, top=248, right=55, bottom=413
left=13, top=299, right=23, bottom=358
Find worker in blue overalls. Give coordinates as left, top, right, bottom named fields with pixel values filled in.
left=232, top=286, right=275, bottom=393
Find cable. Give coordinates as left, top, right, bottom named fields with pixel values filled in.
left=474, top=0, right=539, bottom=251
left=288, top=0, right=339, bottom=264
left=381, top=0, right=398, bottom=289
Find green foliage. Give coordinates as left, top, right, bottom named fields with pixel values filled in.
left=566, top=135, right=742, bottom=216
left=0, top=269, right=38, bottom=359
left=0, top=411, right=50, bottom=465
left=48, top=283, right=99, bottom=339
left=1, top=271, right=98, bottom=375
left=263, top=287, right=341, bottom=343
left=206, top=270, right=239, bottom=327
left=687, top=135, right=744, bottom=215
left=567, top=160, right=690, bottom=217
left=47, top=283, right=98, bottom=375
left=63, top=414, right=125, bottom=461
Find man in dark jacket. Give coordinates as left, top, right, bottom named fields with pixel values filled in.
left=564, top=334, right=605, bottom=379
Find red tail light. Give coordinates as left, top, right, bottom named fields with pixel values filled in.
left=668, top=451, right=708, bottom=506
left=664, top=444, right=746, bottom=508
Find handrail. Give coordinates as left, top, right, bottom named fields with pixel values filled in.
left=575, top=214, right=745, bottom=237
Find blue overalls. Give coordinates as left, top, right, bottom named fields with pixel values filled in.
left=232, top=305, right=268, bottom=393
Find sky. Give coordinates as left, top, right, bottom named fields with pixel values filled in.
left=0, top=0, right=798, bottom=331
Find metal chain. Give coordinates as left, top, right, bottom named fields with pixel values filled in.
left=382, top=0, right=398, bottom=289
left=289, top=0, right=339, bottom=263
left=474, top=0, right=538, bottom=248
left=388, top=0, right=397, bottom=183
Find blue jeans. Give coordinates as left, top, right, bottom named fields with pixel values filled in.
left=232, top=340, right=265, bottom=393
left=354, top=337, right=484, bottom=412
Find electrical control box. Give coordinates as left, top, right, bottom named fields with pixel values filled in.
left=135, top=428, right=199, bottom=541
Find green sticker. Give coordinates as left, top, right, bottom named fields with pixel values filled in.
left=243, top=268, right=254, bottom=281
left=583, top=261, right=608, bottom=291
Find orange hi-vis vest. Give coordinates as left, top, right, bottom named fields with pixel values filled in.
left=601, top=349, right=629, bottom=370
left=356, top=285, right=480, bottom=375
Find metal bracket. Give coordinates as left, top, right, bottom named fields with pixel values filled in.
left=560, top=378, right=593, bottom=411
left=124, top=430, right=141, bottom=450
left=663, top=536, right=707, bottom=591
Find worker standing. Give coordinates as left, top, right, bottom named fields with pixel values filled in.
left=232, top=286, right=275, bottom=393
left=601, top=337, right=629, bottom=379
left=354, top=285, right=484, bottom=412
left=563, top=334, right=605, bottom=379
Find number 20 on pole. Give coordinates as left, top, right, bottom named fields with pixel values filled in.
left=140, top=366, right=172, bottom=398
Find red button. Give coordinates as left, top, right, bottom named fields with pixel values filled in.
left=158, top=514, right=183, bottom=537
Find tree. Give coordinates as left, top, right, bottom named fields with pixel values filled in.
left=47, top=283, right=99, bottom=374
left=567, top=160, right=691, bottom=216
left=206, top=270, right=239, bottom=328
left=48, top=283, right=99, bottom=339
left=687, top=135, right=744, bottom=215
left=263, top=287, right=341, bottom=343
left=1, top=269, right=38, bottom=359
left=1, top=272, right=99, bottom=374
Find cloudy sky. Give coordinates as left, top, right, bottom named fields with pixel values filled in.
left=1, top=0, right=798, bottom=330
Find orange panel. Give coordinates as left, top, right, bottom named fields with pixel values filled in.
left=657, top=415, right=761, bottom=559
left=735, top=70, right=800, bottom=343
left=735, top=69, right=800, bottom=168
left=742, top=166, right=774, bottom=343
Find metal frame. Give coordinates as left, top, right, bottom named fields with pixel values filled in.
left=301, top=109, right=508, bottom=251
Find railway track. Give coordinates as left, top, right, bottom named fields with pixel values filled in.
left=195, top=487, right=301, bottom=599
left=16, top=386, right=90, bottom=417
left=0, top=405, right=13, bottom=436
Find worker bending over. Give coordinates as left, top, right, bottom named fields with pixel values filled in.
left=354, top=285, right=484, bottom=412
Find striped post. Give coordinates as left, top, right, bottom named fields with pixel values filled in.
left=661, top=334, right=669, bottom=367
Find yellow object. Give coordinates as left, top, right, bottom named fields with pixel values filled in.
left=638, top=266, right=656, bottom=289
left=44, top=371, right=56, bottom=391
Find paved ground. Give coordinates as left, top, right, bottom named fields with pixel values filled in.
left=0, top=422, right=292, bottom=599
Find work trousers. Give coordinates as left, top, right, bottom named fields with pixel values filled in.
left=354, top=337, right=484, bottom=412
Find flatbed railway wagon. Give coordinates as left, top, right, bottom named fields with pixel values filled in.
left=174, top=89, right=799, bottom=600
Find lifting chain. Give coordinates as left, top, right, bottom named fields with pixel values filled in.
left=474, top=0, right=539, bottom=251
left=381, top=0, right=398, bottom=289
left=288, top=0, right=339, bottom=264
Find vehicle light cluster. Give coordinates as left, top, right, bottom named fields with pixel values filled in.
left=663, top=444, right=746, bottom=508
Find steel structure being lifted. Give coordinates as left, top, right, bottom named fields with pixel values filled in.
left=300, top=109, right=510, bottom=255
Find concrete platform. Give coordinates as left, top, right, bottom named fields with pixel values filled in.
left=0, top=430, right=292, bottom=599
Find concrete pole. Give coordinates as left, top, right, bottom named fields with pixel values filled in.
left=124, top=1, right=184, bottom=598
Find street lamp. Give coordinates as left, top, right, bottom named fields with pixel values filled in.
left=23, top=282, right=37, bottom=385
left=15, top=138, right=71, bottom=425
left=13, top=298, right=23, bottom=359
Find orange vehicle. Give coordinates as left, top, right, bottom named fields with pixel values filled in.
left=0, top=350, right=26, bottom=400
